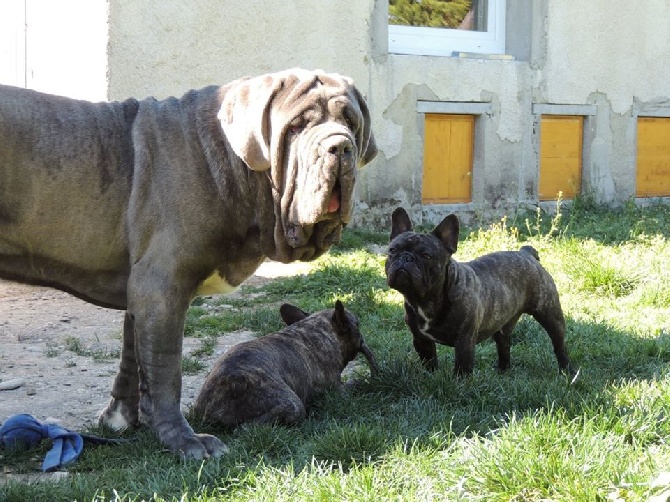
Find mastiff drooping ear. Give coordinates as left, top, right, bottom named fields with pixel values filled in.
left=219, top=69, right=378, bottom=263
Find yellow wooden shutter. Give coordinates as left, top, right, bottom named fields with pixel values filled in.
left=636, top=117, right=670, bottom=197
left=422, top=114, right=474, bottom=204
left=539, top=115, right=583, bottom=201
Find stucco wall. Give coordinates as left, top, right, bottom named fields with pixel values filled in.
left=103, top=0, right=670, bottom=228
left=3, top=1, right=667, bottom=230
left=540, top=2, right=670, bottom=113
left=538, top=1, right=670, bottom=205
left=107, top=0, right=375, bottom=100
left=357, top=55, right=535, bottom=227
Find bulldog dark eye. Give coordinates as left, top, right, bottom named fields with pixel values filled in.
left=289, top=124, right=304, bottom=135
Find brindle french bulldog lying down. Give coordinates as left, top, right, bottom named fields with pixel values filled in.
left=192, top=300, right=378, bottom=427
left=385, top=207, right=572, bottom=376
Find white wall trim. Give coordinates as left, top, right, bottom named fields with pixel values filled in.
left=532, top=104, right=597, bottom=116
left=632, top=103, right=670, bottom=118
left=417, top=101, right=493, bottom=115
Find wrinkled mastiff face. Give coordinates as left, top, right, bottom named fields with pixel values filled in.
left=386, top=207, right=572, bottom=377
left=193, top=300, right=378, bottom=427
left=0, top=69, right=377, bottom=460
left=220, top=68, right=378, bottom=263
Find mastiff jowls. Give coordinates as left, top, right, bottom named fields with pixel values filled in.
left=0, top=69, right=377, bottom=459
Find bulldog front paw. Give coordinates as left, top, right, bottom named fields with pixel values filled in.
left=422, top=357, right=438, bottom=372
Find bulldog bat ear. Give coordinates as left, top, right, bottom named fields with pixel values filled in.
left=279, top=303, right=310, bottom=325
left=433, top=214, right=459, bottom=254
left=333, top=300, right=346, bottom=326
left=390, top=207, right=413, bottom=242
left=332, top=300, right=356, bottom=331
left=219, top=74, right=282, bottom=171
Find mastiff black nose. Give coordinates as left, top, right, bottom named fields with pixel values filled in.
left=322, top=135, right=354, bottom=165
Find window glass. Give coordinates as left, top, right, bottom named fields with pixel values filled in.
left=388, top=0, right=505, bottom=57
left=389, top=0, right=488, bottom=31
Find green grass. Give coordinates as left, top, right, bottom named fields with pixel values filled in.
left=3, top=201, right=670, bottom=501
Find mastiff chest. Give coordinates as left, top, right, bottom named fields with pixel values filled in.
left=196, top=271, right=239, bottom=296
left=195, top=253, right=266, bottom=297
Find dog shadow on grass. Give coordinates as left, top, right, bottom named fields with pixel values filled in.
left=176, top=312, right=670, bottom=474
left=5, top=312, right=664, bottom=490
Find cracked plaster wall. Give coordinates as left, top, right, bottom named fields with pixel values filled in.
left=537, top=1, right=670, bottom=207
left=356, top=0, right=670, bottom=227
left=104, top=0, right=670, bottom=229
left=355, top=56, right=534, bottom=228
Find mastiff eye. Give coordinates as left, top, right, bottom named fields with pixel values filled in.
left=289, top=124, right=304, bottom=135
left=422, top=252, right=432, bottom=260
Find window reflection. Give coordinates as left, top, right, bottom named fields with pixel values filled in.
left=389, top=0, right=488, bottom=32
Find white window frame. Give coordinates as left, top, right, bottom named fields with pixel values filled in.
left=388, top=0, right=506, bottom=57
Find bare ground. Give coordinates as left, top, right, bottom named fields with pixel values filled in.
left=0, top=261, right=312, bottom=432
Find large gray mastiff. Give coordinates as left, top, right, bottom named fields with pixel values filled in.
left=0, top=68, right=377, bottom=459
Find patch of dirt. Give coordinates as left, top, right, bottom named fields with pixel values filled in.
left=0, top=261, right=312, bottom=432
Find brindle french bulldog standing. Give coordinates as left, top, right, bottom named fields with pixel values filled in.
left=385, top=207, right=571, bottom=376
left=192, top=300, right=378, bottom=427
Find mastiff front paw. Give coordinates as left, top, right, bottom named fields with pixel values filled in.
left=174, top=433, right=229, bottom=460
